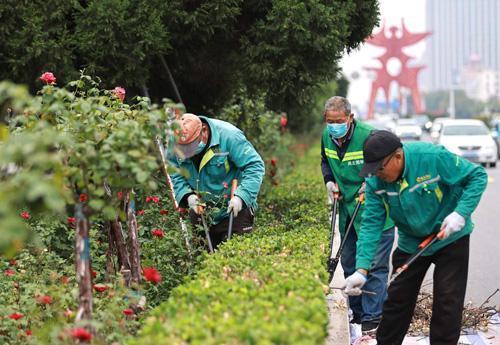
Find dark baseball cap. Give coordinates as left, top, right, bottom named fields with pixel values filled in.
left=359, top=130, right=402, bottom=177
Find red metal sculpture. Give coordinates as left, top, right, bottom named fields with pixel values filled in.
left=365, top=20, right=431, bottom=118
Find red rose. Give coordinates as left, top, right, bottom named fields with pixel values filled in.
left=271, top=158, right=277, bottom=167
left=159, top=209, right=168, bottom=215
left=71, top=328, right=92, bottom=341
left=123, top=308, right=134, bottom=316
left=67, top=217, right=76, bottom=226
left=146, top=196, right=160, bottom=203
left=280, top=116, right=288, bottom=128
left=93, top=284, right=108, bottom=292
left=25, top=330, right=32, bottom=336
left=112, top=86, right=126, bottom=102
left=39, top=72, right=56, bottom=85
left=20, top=212, right=30, bottom=220
left=137, top=210, right=145, bottom=216
left=9, top=312, right=23, bottom=320
left=4, top=269, right=15, bottom=276
left=152, top=229, right=164, bottom=238
left=36, top=295, right=53, bottom=305
left=90, top=269, right=97, bottom=278
left=79, top=194, right=88, bottom=203
left=143, top=267, right=161, bottom=284
left=117, top=191, right=123, bottom=199
left=9, top=260, right=17, bottom=266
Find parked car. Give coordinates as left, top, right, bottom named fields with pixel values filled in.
left=430, top=117, right=451, bottom=143
left=439, top=119, right=497, bottom=167
left=491, top=119, right=500, bottom=158
left=394, top=118, right=422, bottom=140
left=411, top=114, right=433, bottom=131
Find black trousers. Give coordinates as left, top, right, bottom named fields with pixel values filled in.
left=376, top=235, right=469, bottom=345
left=189, top=208, right=255, bottom=250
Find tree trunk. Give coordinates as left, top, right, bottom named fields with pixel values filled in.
left=75, top=202, right=92, bottom=325
left=105, top=222, right=116, bottom=282
left=126, top=190, right=141, bottom=285
left=159, top=55, right=183, bottom=104
left=110, top=218, right=131, bottom=286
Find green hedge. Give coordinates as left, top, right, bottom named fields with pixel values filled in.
left=129, top=145, right=331, bottom=345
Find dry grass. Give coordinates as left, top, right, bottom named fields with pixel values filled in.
left=408, top=288, right=499, bottom=336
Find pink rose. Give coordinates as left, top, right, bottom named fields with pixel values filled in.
left=40, top=72, right=56, bottom=85
left=112, top=87, right=126, bottom=102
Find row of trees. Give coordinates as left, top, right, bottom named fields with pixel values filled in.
left=0, top=0, right=379, bottom=131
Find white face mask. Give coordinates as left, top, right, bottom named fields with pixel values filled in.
left=194, top=140, right=206, bottom=155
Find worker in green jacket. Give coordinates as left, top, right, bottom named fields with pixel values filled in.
left=169, top=113, right=265, bottom=249
left=321, top=96, right=395, bottom=332
left=343, top=130, right=488, bottom=344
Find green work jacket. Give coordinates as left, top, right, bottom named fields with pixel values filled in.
left=169, top=116, right=265, bottom=225
left=356, top=141, right=488, bottom=270
left=322, top=121, right=394, bottom=235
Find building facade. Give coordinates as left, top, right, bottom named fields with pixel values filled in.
left=423, top=0, right=500, bottom=93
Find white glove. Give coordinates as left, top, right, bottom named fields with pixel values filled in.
left=342, top=271, right=367, bottom=296
left=187, top=194, right=201, bottom=214
left=358, top=182, right=366, bottom=195
left=227, top=196, right=243, bottom=217
left=326, top=181, right=339, bottom=202
left=440, top=211, right=466, bottom=240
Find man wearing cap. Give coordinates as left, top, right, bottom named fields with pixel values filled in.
left=169, top=113, right=265, bottom=249
left=321, top=96, right=395, bottom=332
left=343, top=130, right=488, bottom=344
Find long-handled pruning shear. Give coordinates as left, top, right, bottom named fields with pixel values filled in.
left=227, top=179, right=238, bottom=240
left=328, top=192, right=365, bottom=284
left=327, top=187, right=340, bottom=284
left=196, top=198, right=214, bottom=254
left=388, top=228, right=445, bottom=285
left=155, top=135, right=192, bottom=259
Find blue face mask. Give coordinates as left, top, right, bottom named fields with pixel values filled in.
left=327, top=122, right=349, bottom=139
left=194, top=141, right=206, bottom=155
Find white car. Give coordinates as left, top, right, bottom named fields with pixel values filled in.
left=430, top=117, right=451, bottom=143
left=439, top=119, right=498, bottom=168
left=394, top=118, right=422, bottom=140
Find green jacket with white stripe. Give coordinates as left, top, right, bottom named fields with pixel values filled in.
left=168, top=116, right=265, bottom=225
left=356, top=141, right=488, bottom=270
left=322, top=120, right=394, bottom=235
